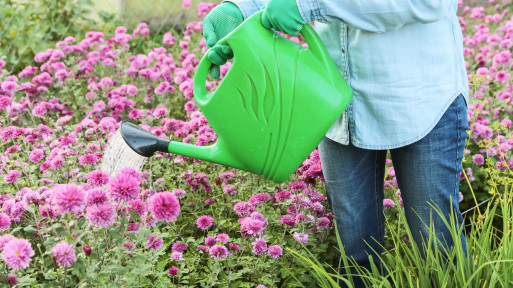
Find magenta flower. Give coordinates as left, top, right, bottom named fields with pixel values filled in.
left=473, top=154, right=485, bottom=166
left=171, top=241, right=188, bottom=253
left=2, top=238, right=35, bottom=270
left=148, top=191, right=180, bottom=222
left=252, top=238, right=267, bottom=255
left=168, top=266, right=178, bottom=276
left=29, top=149, right=45, bottom=163
left=51, top=241, right=77, bottom=267
left=86, top=188, right=108, bottom=206
left=248, top=193, right=271, bottom=206
left=267, top=245, right=283, bottom=258
left=0, top=213, right=12, bottom=230
left=205, top=236, right=216, bottom=248
left=108, top=173, right=140, bottom=202
left=216, top=233, right=230, bottom=244
left=239, top=217, right=263, bottom=238
left=229, top=243, right=240, bottom=250
left=383, top=199, right=396, bottom=208
left=79, top=154, right=98, bottom=165
left=87, top=170, right=110, bottom=186
left=7, top=273, right=17, bottom=286
left=52, top=184, right=86, bottom=215
left=196, top=215, right=213, bottom=230
left=4, top=170, right=21, bottom=184
left=85, top=203, right=116, bottom=228
left=317, top=217, right=331, bottom=229
left=233, top=202, right=252, bottom=217
left=209, top=245, right=228, bottom=259
left=146, top=234, right=164, bottom=250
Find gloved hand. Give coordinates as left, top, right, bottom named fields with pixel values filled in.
left=262, top=0, right=306, bottom=36
left=203, top=2, right=243, bottom=79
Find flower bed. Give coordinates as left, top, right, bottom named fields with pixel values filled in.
left=0, top=1, right=512, bottom=287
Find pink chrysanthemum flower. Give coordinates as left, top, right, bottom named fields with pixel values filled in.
left=29, top=149, right=45, bottom=163
left=168, top=266, right=178, bottom=276
left=252, top=238, right=267, bottom=255
left=239, top=217, right=263, bottom=238
left=216, top=233, right=230, bottom=244
left=52, top=184, right=86, bottom=215
left=275, top=190, right=292, bottom=201
left=233, top=202, right=251, bottom=217
left=0, top=213, right=12, bottom=230
left=4, top=170, right=21, bottom=184
left=209, top=245, right=228, bottom=259
left=229, top=243, right=240, bottom=250
left=0, top=234, right=16, bottom=252
left=293, top=232, right=309, bottom=244
left=147, top=234, right=164, bottom=250
left=86, top=188, right=108, bottom=206
left=7, top=273, right=17, bottom=285
left=171, top=241, right=188, bottom=253
left=267, top=245, right=283, bottom=258
left=2, top=238, right=35, bottom=270
left=148, top=191, right=180, bottom=222
left=170, top=251, right=183, bottom=261
left=204, top=236, right=216, bottom=248
left=78, top=154, right=98, bottom=165
left=108, top=173, right=140, bottom=202
left=50, top=241, right=77, bottom=267
left=248, top=193, right=271, bottom=206
left=473, top=154, right=485, bottom=166
left=87, top=170, right=110, bottom=186
left=383, top=199, right=396, bottom=208
left=86, top=203, right=116, bottom=228
left=317, top=217, right=331, bottom=229
left=196, top=215, right=213, bottom=230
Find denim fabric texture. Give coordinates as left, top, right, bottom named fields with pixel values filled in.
left=318, top=94, right=469, bottom=287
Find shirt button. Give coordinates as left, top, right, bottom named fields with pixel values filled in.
left=341, top=48, right=345, bottom=53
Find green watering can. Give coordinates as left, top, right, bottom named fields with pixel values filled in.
left=121, top=11, right=352, bottom=183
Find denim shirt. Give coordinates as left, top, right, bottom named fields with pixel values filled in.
left=225, top=0, right=469, bottom=149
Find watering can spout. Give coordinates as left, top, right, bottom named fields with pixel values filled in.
left=120, top=121, right=244, bottom=170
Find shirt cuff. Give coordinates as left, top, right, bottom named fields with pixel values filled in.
left=223, top=0, right=265, bottom=20
left=296, top=0, right=329, bottom=23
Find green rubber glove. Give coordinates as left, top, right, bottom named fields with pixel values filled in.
left=262, top=0, right=305, bottom=36
left=203, top=2, right=243, bottom=79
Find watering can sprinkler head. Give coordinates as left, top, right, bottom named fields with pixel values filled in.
left=120, top=121, right=170, bottom=157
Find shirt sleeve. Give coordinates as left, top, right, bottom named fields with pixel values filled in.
left=296, top=0, right=454, bottom=32
left=223, top=0, right=266, bottom=20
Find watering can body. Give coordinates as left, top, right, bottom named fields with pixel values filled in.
left=122, top=11, right=353, bottom=183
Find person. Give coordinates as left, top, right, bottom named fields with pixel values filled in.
left=203, top=1, right=469, bottom=287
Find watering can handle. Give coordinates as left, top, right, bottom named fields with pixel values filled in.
left=193, top=11, right=333, bottom=104
left=193, top=51, right=213, bottom=105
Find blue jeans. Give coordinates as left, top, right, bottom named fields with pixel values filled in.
left=318, top=94, right=469, bottom=287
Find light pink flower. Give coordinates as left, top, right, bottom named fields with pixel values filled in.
left=267, top=245, right=283, bottom=258
left=51, top=241, right=76, bottom=267
left=209, top=245, right=228, bottom=259
left=86, top=203, right=116, bottom=228
left=2, top=238, right=35, bottom=270
left=108, top=173, right=140, bottom=202
left=196, top=215, right=213, bottom=230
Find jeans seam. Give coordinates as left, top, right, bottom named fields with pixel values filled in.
left=374, top=151, right=383, bottom=246
left=454, top=97, right=461, bottom=208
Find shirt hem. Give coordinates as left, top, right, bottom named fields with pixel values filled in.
left=349, top=90, right=467, bottom=150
